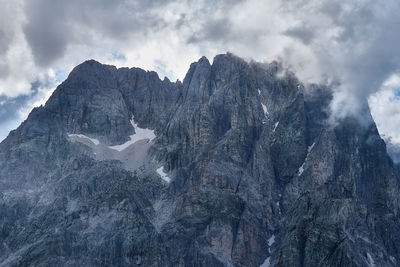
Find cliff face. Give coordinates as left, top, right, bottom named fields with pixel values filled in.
left=0, top=53, right=399, bottom=266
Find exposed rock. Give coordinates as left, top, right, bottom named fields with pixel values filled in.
left=0, top=53, right=399, bottom=266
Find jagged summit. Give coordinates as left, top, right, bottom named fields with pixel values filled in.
left=0, top=54, right=399, bottom=266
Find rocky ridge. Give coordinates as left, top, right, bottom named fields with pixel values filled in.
left=0, top=53, right=399, bottom=266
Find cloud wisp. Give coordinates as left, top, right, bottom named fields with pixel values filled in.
left=0, top=0, right=400, bottom=141
left=184, top=0, right=400, bottom=123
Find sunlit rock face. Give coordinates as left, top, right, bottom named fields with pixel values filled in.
left=0, top=53, right=400, bottom=267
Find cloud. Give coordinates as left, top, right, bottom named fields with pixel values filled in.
left=22, top=0, right=171, bottom=67
left=284, top=26, right=315, bottom=45
left=0, top=72, right=56, bottom=141
left=185, top=0, right=400, bottom=125
left=0, top=0, right=35, bottom=98
left=1, top=0, right=400, bottom=141
left=369, top=75, right=400, bottom=143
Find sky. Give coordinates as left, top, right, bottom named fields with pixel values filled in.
left=0, top=0, right=400, bottom=144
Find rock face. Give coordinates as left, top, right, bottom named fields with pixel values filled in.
left=1, top=53, right=400, bottom=266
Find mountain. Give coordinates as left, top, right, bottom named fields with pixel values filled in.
left=0, top=53, right=399, bottom=266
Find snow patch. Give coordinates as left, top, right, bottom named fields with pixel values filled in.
left=258, top=89, right=261, bottom=95
left=298, top=163, right=305, bottom=176
left=157, top=167, right=171, bottom=183
left=308, top=142, right=316, bottom=153
left=366, top=253, right=375, bottom=267
left=298, top=142, right=315, bottom=176
left=68, top=133, right=99, bottom=145
left=273, top=122, right=279, bottom=132
left=268, top=235, right=275, bottom=248
left=109, top=116, right=156, bottom=151
left=261, top=103, right=269, bottom=117
left=260, top=234, right=275, bottom=266
left=276, top=201, right=281, bottom=215
left=260, top=257, right=270, bottom=267
left=268, top=234, right=275, bottom=253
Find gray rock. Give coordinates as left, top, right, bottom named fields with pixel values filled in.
left=0, top=53, right=399, bottom=266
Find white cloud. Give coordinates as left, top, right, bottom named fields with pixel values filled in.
left=369, top=75, right=400, bottom=144
left=0, top=34, right=36, bottom=98
left=1, top=0, right=400, bottom=142
left=0, top=0, right=35, bottom=98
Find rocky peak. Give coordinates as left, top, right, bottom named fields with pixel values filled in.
left=0, top=53, right=399, bottom=267
left=66, top=59, right=118, bottom=90
left=182, top=55, right=211, bottom=104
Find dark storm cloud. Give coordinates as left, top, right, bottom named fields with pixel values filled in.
left=284, top=26, right=315, bottom=45
left=23, top=1, right=70, bottom=67
left=187, top=18, right=233, bottom=43
left=22, top=0, right=174, bottom=67
left=21, top=0, right=248, bottom=67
